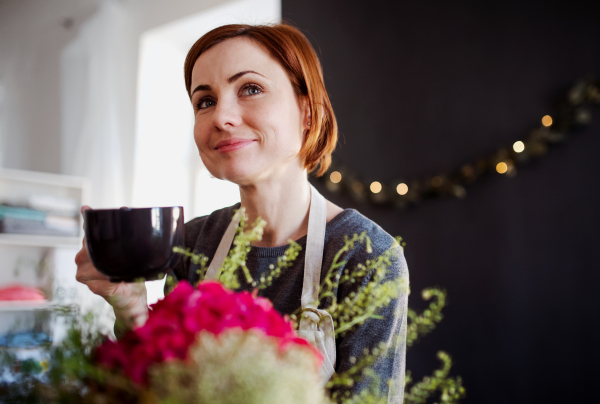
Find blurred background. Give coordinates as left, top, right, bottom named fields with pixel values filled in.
left=0, top=0, right=598, bottom=403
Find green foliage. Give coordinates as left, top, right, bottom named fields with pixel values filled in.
left=327, top=287, right=465, bottom=404
left=251, top=239, right=301, bottom=290
left=173, top=208, right=301, bottom=292
left=218, top=209, right=266, bottom=288
left=404, top=352, right=465, bottom=404
left=407, top=288, right=446, bottom=347
left=172, top=246, right=209, bottom=279
left=403, top=290, right=466, bottom=404
left=323, top=234, right=407, bottom=337
left=326, top=344, right=386, bottom=403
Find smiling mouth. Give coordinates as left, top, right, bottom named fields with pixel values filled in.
left=215, top=138, right=256, bottom=153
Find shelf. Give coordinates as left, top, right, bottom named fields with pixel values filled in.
left=0, top=300, right=52, bottom=311
left=0, top=300, right=77, bottom=312
left=0, top=168, right=90, bottom=190
left=0, top=233, right=81, bottom=248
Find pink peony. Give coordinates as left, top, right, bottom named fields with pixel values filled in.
left=96, top=281, right=322, bottom=385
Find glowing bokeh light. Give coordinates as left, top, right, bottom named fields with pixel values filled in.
left=396, top=183, right=408, bottom=195
left=513, top=141, right=525, bottom=153
left=542, top=115, right=553, bottom=127
left=370, top=181, right=382, bottom=194
left=496, top=162, right=508, bottom=174
left=330, top=171, right=342, bottom=183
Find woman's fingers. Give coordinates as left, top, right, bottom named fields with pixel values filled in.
left=80, top=205, right=91, bottom=253
left=76, top=264, right=117, bottom=299
left=85, top=279, right=117, bottom=297
left=76, top=204, right=97, bottom=279
left=75, top=262, right=108, bottom=283
left=74, top=245, right=90, bottom=266
left=76, top=204, right=119, bottom=297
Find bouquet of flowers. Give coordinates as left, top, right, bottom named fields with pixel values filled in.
left=94, top=280, right=328, bottom=404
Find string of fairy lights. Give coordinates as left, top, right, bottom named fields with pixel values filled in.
left=318, top=76, right=600, bottom=209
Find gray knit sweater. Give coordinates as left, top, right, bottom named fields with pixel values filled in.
left=167, top=203, right=408, bottom=403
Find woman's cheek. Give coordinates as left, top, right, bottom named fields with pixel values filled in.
left=193, top=123, right=210, bottom=154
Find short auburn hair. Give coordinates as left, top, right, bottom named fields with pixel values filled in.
left=183, top=24, right=337, bottom=177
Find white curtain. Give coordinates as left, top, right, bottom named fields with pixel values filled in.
left=60, top=0, right=136, bottom=208
left=0, top=81, right=5, bottom=168
left=59, top=0, right=137, bottom=333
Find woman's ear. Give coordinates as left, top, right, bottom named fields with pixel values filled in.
left=302, top=97, right=312, bottom=130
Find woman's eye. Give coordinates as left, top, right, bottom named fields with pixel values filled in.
left=197, top=99, right=216, bottom=110
left=241, top=85, right=262, bottom=96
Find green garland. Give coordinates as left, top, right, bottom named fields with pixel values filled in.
left=319, top=76, right=600, bottom=209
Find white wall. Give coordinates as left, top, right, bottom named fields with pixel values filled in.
left=0, top=0, right=98, bottom=173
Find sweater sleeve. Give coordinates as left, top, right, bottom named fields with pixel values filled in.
left=330, top=242, right=409, bottom=403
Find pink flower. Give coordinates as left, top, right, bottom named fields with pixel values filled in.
left=95, top=281, right=322, bottom=385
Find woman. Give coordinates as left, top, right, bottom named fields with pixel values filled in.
left=75, top=24, right=408, bottom=403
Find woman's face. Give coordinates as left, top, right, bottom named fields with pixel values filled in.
left=190, top=37, right=309, bottom=185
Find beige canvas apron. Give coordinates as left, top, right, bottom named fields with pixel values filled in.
left=204, top=185, right=336, bottom=385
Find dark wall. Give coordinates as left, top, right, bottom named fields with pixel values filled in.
left=283, top=1, right=600, bottom=403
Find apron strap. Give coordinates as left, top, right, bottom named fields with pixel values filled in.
left=204, top=209, right=242, bottom=280
left=301, top=185, right=327, bottom=309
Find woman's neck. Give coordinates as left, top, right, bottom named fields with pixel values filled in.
left=238, top=168, right=311, bottom=247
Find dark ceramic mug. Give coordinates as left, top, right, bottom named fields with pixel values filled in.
left=83, top=206, right=184, bottom=282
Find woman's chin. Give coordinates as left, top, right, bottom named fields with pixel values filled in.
left=214, top=165, right=264, bottom=186
left=205, top=153, right=299, bottom=186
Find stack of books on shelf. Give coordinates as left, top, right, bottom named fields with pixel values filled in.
left=0, top=195, right=80, bottom=238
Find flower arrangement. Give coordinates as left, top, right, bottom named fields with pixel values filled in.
left=0, top=209, right=465, bottom=404
left=92, top=280, right=327, bottom=403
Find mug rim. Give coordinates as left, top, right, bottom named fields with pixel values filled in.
left=84, top=206, right=183, bottom=213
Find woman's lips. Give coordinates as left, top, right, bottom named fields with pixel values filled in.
left=214, top=138, right=256, bottom=153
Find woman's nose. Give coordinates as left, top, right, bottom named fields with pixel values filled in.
left=211, top=97, right=243, bottom=130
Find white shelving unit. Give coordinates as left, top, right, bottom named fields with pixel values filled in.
left=0, top=168, right=90, bottom=344
left=0, top=233, right=81, bottom=248
left=0, top=300, right=52, bottom=311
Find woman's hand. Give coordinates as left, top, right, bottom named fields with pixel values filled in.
left=75, top=205, right=149, bottom=334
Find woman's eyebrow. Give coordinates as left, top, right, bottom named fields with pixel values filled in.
left=191, top=84, right=211, bottom=95
left=227, top=70, right=265, bottom=84
left=191, top=70, right=266, bottom=96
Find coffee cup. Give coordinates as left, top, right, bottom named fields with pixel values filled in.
left=83, top=206, right=184, bottom=282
